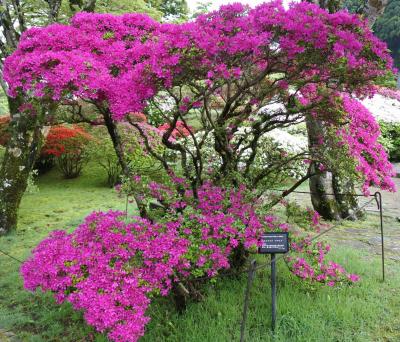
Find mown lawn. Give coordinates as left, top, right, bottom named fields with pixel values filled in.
left=0, top=165, right=399, bottom=341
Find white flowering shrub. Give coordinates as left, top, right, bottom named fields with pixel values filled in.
left=183, top=126, right=308, bottom=184
left=362, top=94, right=400, bottom=124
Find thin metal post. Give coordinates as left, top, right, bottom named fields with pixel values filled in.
left=374, top=192, right=385, bottom=282
left=240, top=260, right=257, bottom=342
left=125, top=195, right=129, bottom=219
left=271, top=253, right=277, bottom=332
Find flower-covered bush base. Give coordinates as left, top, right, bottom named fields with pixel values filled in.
left=22, top=181, right=360, bottom=342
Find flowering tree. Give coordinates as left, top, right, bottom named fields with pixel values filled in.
left=4, top=2, right=395, bottom=199
left=0, top=0, right=99, bottom=235
left=5, top=2, right=398, bottom=340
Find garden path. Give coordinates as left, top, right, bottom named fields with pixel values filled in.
left=0, top=329, right=18, bottom=342
left=287, top=176, right=400, bottom=261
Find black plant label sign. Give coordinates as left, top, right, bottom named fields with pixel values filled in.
left=258, top=232, right=289, bottom=254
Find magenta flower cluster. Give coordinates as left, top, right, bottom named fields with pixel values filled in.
left=338, top=95, right=396, bottom=194
left=21, top=179, right=358, bottom=341
left=21, top=211, right=189, bottom=341
left=376, top=86, right=400, bottom=102
left=21, top=183, right=264, bottom=341
left=264, top=206, right=359, bottom=287
left=4, top=2, right=392, bottom=120
left=288, top=240, right=360, bottom=287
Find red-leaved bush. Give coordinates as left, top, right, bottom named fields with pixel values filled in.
left=0, top=115, right=10, bottom=146
left=158, top=120, right=194, bottom=139
left=42, top=125, right=92, bottom=157
left=42, top=125, right=92, bottom=178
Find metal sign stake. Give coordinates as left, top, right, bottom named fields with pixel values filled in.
left=271, top=253, right=277, bottom=332
left=374, top=191, right=385, bottom=282
left=258, top=232, right=289, bottom=333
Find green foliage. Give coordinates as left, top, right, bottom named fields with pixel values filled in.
left=120, top=124, right=166, bottom=182
left=342, top=0, right=365, bottom=14
left=285, top=200, right=315, bottom=230
left=374, top=0, right=400, bottom=68
left=0, top=145, right=4, bottom=163
left=144, top=104, right=167, bottom=126
left=63, top=0, right=189, bottom=22
left=375, top=71, right=398, bottom=88
left=151, top=0, right=188, bottom=21
left=25, top=170, right=39, bottom=194
left=87, top=126, right=121, bottom=187
left=191, top=1, right=212, bottom=19
left=378, top=120, right=400, bottom=161
left=63, top=0, right=162, bottom=20
left=0, top=89, right=8, bottom=116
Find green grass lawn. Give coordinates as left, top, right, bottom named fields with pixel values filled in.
left=0, top=165, right=399, bottom=341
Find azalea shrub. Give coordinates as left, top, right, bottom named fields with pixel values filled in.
left=42, top=125, right=92, bottom=178
left=337, top=95, right=395, bottom=194
left=285, top=200, right=321, bottom=231
left=376, top=86, right=400, bottom=102
left=7, top=1, right=398, bottom=341
left=22, top=179, right=359, bottom=342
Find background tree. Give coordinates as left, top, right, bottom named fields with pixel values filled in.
left=150, top=0, right=188, bottom=21
left=190, top=0, right=212, bottom=19
left=66, top=0, right=188, bottom=22
left=0, top=0, right=65, bottom=235
left=66, top=0, right=162, bottom=20
left=0, top=0, right=188, bottom=234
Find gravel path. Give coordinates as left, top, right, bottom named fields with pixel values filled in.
left=286, top=176, right=400, bottom=261
left=286, top=176, right=400, bottom=219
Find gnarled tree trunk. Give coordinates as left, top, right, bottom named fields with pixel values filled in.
left=309, top=166, right=341, bottom=221
left=306, top=113, right=362, bottom=220
left=0, top=97, right=45, bottom=234
left=306, top=115, right=341, bottom=220
left=102, top=109, right=148, bottom=218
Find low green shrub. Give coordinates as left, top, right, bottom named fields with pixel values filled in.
left=379, top=121, right=400, bottom=161
left=87, top=126, right=122, bottom=187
